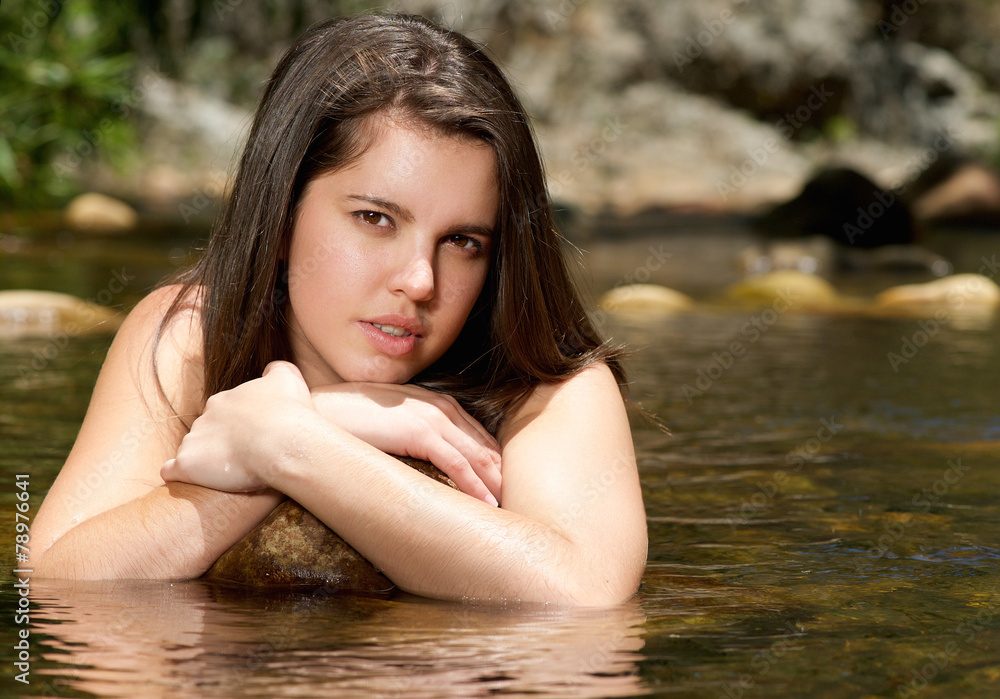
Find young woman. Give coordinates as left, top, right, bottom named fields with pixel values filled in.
left=28, top=13, right=647, bottom=606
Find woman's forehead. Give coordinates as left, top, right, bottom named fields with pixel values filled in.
left=308, top=117, right=499, bottom=225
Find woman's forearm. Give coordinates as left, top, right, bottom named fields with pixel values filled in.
left=270, top=417, right=629, bottom=606
left=31, top=483, right=283, bottom=580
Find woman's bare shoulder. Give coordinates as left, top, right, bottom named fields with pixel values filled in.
left=122, top=283, right=202, bottom=336
left=497, top=362, right=623, bottom=447
left=110, top=283, right=207, bottom=418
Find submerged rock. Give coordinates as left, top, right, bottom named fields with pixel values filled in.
left=203, top=457, right=456, bottom=592
left=723, top=270, right=840, bottom=310
left=64, top=193, right=138, bottom=232
left=0, top=290, right=122, bottom=339
left=874, top=274, right=1000, bottom=311
left=598, top=284, right=693, bottom=314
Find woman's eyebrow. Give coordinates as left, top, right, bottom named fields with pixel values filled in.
left=347, top=194, right=414, bottom=222
left=448, top=223, right=494, bottom=239
left=347, top=194, right=494, bottom=238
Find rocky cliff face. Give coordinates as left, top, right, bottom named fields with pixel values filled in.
left=129, top=0, right=1000, bottom=218
left=429, top=0, right=1000, bottom=214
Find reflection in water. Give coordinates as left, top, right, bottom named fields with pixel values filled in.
left=4, top=230, right=1000, bottom=696
left=30, top=580, right=648, bottom=698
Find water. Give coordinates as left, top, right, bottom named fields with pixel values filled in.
left=2, top=222, right=999, bottom=697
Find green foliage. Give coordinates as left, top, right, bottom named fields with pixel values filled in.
left=823, top=115, right=858, bottom=144
left=0, top=0, right=138, bottom=207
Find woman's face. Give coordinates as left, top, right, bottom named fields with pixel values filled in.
left=286, top=115, right=499, bottom=387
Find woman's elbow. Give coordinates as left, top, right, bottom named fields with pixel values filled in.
left=27, top=546, right=74, bottom=580
left=555, top=572, right=643, bottom=607
left=544, top=542, right=648, bottom=607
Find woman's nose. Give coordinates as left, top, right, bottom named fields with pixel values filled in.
left=388, top=250, right=435, bottom=302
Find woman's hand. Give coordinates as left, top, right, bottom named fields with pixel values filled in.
left=161, top=361, right=315, bottom=492
left=310, top=383, right=502, bottom=506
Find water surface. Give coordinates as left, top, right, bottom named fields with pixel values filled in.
left=1, top=224, right=999, bottom=697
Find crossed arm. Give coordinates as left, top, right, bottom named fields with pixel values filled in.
left=28, top=287, right=648, bottom=605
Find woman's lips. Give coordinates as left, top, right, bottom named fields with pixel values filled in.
left=358, top=320, right=419, bottom=356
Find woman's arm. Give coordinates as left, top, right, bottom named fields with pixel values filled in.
left=308, top=382, right=502, bottom=504
left=28, top=286, right=282, bottom=579
left=164, top=361, right=648, bottom=605
left=32, top=483, right=282, bottom=579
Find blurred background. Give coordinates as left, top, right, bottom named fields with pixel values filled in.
left=4, top=0, right=1000, bottom=238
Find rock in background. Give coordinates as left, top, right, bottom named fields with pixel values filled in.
left=98, top=0, right=1000, bottom=221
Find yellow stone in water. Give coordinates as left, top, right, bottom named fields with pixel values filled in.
left=0, top=290, right=122, bottom=338
left=874, top=273, right=1000, bottom=311
left=64, top=192, right=138, bottom=232
left=598, top=284, right=693, bottom=313
left=723, top=270, right=839, bottom=309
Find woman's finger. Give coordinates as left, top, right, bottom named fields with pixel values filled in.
left=433, top=392, right=500, bottom=451
left=434, top=421, right=502, bottom=497
left=420, top=394, right=502, bottom=465
left=262, top=360, right=302, bottom=380
left=423, top=439, right=499, bottom=507
left=399, top=397, right=502, bottom=499
left=160, top=458, right=178, bottom=481
left=397, top=385, right=498, bottom=450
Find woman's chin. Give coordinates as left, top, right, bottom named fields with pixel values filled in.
left=344, top=362, right=418, bottom=385
left=297, top=355, right=419, bottom=387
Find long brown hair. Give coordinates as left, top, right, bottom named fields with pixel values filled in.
left=160, top=13, right=625, bottom=434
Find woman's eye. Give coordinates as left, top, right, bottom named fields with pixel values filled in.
left=448, top=234, right=482, bottom=252
left=358, top=211, right=391, bottom=227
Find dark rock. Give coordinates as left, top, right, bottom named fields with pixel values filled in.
left=203, top=457, right=456, bottom=593
left=756, top=167, right=917, bottom=248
